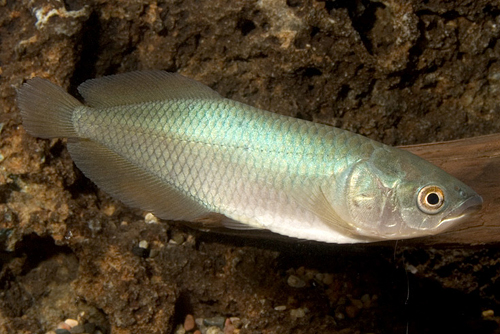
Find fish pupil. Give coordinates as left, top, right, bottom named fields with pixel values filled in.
left=426, top=193, right=440, bottom=205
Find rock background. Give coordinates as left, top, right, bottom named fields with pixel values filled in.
left=1, top=0, right=500, bottom=333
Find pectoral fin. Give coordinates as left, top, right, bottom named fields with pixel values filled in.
left=192, top=213, right=263, bottom=230
left=292, top=184, right=372, bottom=240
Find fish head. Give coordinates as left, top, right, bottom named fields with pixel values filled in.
left=340, top=146, right=482, bottom=240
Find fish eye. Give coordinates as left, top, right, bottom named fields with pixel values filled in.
left=417, top=185, right=445, bottom=214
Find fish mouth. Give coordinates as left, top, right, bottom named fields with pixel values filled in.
left=436, top=194, right=483, bottom=232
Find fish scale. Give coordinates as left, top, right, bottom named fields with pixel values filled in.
left=17, top=70, right=482, bottom=243
left=76, top=99, right=341, bottom=223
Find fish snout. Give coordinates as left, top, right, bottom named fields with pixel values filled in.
left=438, top=194, right=483, bottom=229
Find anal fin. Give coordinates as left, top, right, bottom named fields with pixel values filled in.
left=67, top=139, right=210, bottom=221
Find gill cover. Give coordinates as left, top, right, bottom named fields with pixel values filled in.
left=343, top=152, right=405, bottom=237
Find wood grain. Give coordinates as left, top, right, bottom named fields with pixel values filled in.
left=400, top=133, right=500, bottom=245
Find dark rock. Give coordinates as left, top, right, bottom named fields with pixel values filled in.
left=55, top=329, right=71, bottom=334
left=1, top=1, right=500, bottom=334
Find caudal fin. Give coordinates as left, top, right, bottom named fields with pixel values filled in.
left=17, top=78, right=82, bottom=138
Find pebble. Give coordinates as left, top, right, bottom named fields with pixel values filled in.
left=296, top=266, right=305, bottom=276
left=274, top=305, right=287, bottom=311
left=195, top=318, right=207, bottom=333
left=145, top=212, right=159, bottom=224
left=290, top=308, right=308, bottom=318
left=64, top=319, right=79, bottom=328
left=185, top=234, right=196, bottom=245
left=304, top=269, right=316, bottom=281
left=229, top=317, right=242, bottom=329
left=287, top=275, right=306, bottom=288
left=171, top=233, right=185, bottom=245
left=139, top=240, right=149, bottom=249
left=337, top=296, right=347, bottom=306
left=184, top=314, right=196, bottom=331
left=482, top=309, right=495, bottom=317
left=206, top=326, right=223, bottom=334
left=55, top=330, right=71, bottom=334
left=361, top=294, right=371, bottom=308
left=103, top=205, right=116, bottom=216
left=350, top=298, right=363, bottom=309
left=83, top=323, right=96, bottom=333
left=57, top=322, right=71, bottom=330
left=77, top=312, right=87, bottom=324
left=203, top=316, right=226, bottom=328
left=406, top=264, right=418, bottom=274
left=132, top=245, right=150, bottom=258
left=149, top=249, right=159, bottom=258
left=72, top=325, right=86, bottom=334
left=322, top=273, right=334, bottom=285
left=335, top=312, right=345, bottom=320
left=224, top=318, right=235, bottom=334
left=174, top=324, right=186, bottom=334
left=345, top=305, right=361, bottom=318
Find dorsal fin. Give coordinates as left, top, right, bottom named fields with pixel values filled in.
left=77, top=70, right=222, bottom=108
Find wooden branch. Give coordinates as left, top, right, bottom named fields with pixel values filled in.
left=400, top=133, right=500, bottom=245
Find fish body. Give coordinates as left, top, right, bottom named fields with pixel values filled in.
left=17, top=71, right=482, bottom=243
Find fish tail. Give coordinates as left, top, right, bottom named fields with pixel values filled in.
left=17, top=78, right=82, bottom=138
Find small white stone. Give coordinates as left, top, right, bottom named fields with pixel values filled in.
left=174, top=324, right=186, bottom=334
left=145, top=212, right=159, bottom=224
left=274, top=305, right=287, bottom=311
left=64, top=318, right=78, bottom=328
left=139, top=240, right=149, bottom=249
left=103, top=205, right=116, bottom=216
left=406, top=264, right=418, bottom=274
left=482, top=309, right=495, bottom=317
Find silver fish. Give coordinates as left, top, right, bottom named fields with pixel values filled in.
left=17, top=71, right=482, bottom=243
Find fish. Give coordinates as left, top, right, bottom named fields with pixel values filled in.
left=17, top=70, right=482, bottom=243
